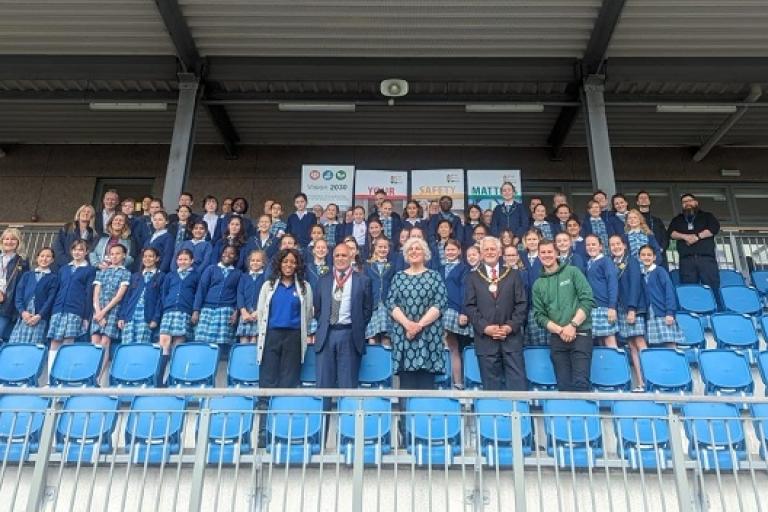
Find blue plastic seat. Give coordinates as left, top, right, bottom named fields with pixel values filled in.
left=358, top=345, right=393, bottom=388
left=682, top=403, right=746, bottom=470
left=0, top=395, right=48, bottom=461
left=720, top=286, right=762, bottom=317
left=675, top=312, right=707, bottom=363
left=204, top=396, right=255, bottom=464
left=56, top=396, right=118, bottom=462
left=404, top=397, right=462, bottom=466
left=758, top=351, right=768, bottom=394
left=720, top=270, right=746, bottom=287
left=434, top=349, right=452, bottom=389
left=750, top=271, right=768, bottom=302
left=109, top=344, right=161, bottom=389
left=699, top=350, right=753, bottom=401
left=338, top=397, right=392, bottom=464
left=676, top=285, right=718, bottom=318
left=0, top=343, right=46, bottom=386
left=710, top=313, right=760, bottom=357
left=640, top=348, right=692, bottom=394
left=227, top=344, right=259, bottom=387
left=590, top=347, right=631, bottom=392
left=612, top=401, right=670, bottom=469
left=543, top=400, right=603, bottom=468
left=266, top=396, right=323, bottom=464
left=167, top=342, right=219, bottom=388
left=474, top=399, right=532, bottom=467
left=125, top=396, right=186, bottom=463
left=750, top=403, right=768, bottom=460
left=463, top=346, right=482, bottom=390
left=50, top=344, right=103, bottom=387
left=300, top=349, right=317, bottom=387
left=523, top=346, right=557, bottom=391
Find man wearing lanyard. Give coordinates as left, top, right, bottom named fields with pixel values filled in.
left=313, top=243, right=373, bottom=398
left=667, top=193, right=720, bottom=291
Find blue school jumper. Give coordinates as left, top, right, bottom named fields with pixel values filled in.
left=118, top=270, right=164, bottom=343
left=207, top=237, right=247, bottom=270
left=364, top=260, right=396, bottom=338
left=9, top=269, right=58, bottom=343
left=158, top=268, right=199, bottom=337
left=491, top=201, right=528, bottom=239
left=47, top=263, right=96, bottom=339
left=172, top=239, right=212, bottom=273
left=586, top=255, right=619, bottom=337
left=145, top=230, right=175, bottom=273
left=235, top=270, right=266, bottom=337
left=286, top=211, right=317, bottom=248
left=440, top=261, right=473, bottom=336
left=243, top=234, right=278, bottom=263
left=53, top=226, right=96, bottom=270
left=558, top=251, right=587, bottom=274
left=306, top=258, right=332, bottom=291
left=193, top=264, right=242, bottom=343
left=213, top=214, right=254, bottom=243
left=427, top=212, right=463, bottom=244
left=614, top=255, right=647, bottom=339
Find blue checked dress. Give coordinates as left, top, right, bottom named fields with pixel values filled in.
left=324, top=222, right=340, bottom=248
left=270, top=220, right=287, bottom=238
left=533, top=221, right=554, bottom=240
left=195, top=267, right=236, bottom=344
left=627, top=230, right=650, bottom=260
left=380, top=217, right=393, bottom=240
left=442, top=262, right=473, bottom=337
left=9, top=271, right=49, bottom=344
left=589, top=218, right=610, bottom=253
left=122, top=271, right=157, bottom=344
left=91, top=266, right=131, bottom=339
left=365, top=262, right=393, bottom=338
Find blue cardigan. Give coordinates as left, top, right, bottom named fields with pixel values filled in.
left=207, top=238, right=248, bottom=270
left=439, top=261, right=470, bottom=313
left=236, top=271, right=266, bottom=311
left=286, top=211, right=318, bottom=247
left=118, top=270, right=164, bottom=324
left=364, top=260, right=396, bottom=306
left=491, top=202, right=528, bottom=239
left=643, top=266, right=678, bottom=317
left=243, top=234, right=279, bottom=263
left=212, top=214, right=254, bottom=243
left=52, top=224, right=96, bottom=270
left=194, top=265, right=242, bottom=311
left=427, top=213, right=463, bottom=244
left=51, top=263, right=96, bottom=318
left=159, top=269, right=199, bottom=316
left=144, top=231, right=175, bottom=273
left=614, top=256, right=646, bottom=313
left=13, top=270, right=59, bottom=320
left=586, top=256, right=619, bottom=309
left=558, top=251, right=587, bottom=274
left=172, top=239, right=212, bottom=273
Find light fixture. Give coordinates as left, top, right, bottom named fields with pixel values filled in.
left=720, top=169, right=742, bottom=177
left=89, top=102, right=168, bottom=111
left=277, top=102, right=356, bottom=112
left=380, top=79, right=409, bottom=97
left=655, top=105, right=737, bottom=114
left=465, top=103, right=545, bottom=113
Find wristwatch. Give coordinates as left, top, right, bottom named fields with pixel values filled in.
left=569, top=320, right=579, bottom=328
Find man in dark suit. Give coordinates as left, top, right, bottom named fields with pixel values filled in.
left=313, top=243, right=373, bottom=393
left=94, top=189, right=120, bottom=237
left=464, top=236, right=528, bottom=391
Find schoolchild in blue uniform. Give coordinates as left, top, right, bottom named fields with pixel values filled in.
left=243, top=215, right=278, bottom=264
left=169, top=204, right=193, bottom=252
left=8, top=247, right=58, bottom=344
left=118, top=247, right=164, bottom=345
left=321, top=203, right=343, bottom=250
left=427, top=195, right=463, bottom=244
left=490, top=181, right=528, bottom=241
left=90, top=244, right=131, bottom=371
left=172, top=221, right=211, bottom=273
left=286, top=192, right=317, bottom=248
left=552, top=204, right=574, bottom=235
left=236, top=249, right=266, bottom=344
left=364, top=238, right=396, bottom=346
left=581, top=200, right=623, bottom=252
left=193, top=245, right=242, bottom=345
left=48, top=240, right=97, bottom=373
left=361, top=218, right=389, bottom=262
left=373, top=200, right=402, bottom=250
left=639, top=244, right=685, bottom=348
left=520, top=229, right=547, bottom=346
left=565, top=217, right=589, bottom=260
left=144, top=210, right=175, bottom=273
left=158, top=249, right=199, bottom=374
left=554, top=232, right=587, bottom=274
left=625, top=209, right=664, bottom=264
left=440, top=239, right=473, bottom=389
left=0, top=228, right=29, bottom=341
left=269, top=201, right=288, bottom=239
left=306, top=239, right=331, bottom=291
left=463, top=205, right=488, bottom=249
left=401, top=200, right=427, bottom=232
left=340, top=205, right=368, bottom=249
left=302, top=224, right=327, bottom=266
left=530, top=204, right=558, bottom=240
left=584, top=234, right=619, bottom=347
left=213, top=198, right=254, bottom=242
left=431, top=219, right=455, bottom=267
left=208, top=215, right=248, bottom=269
left=609, top=235, right=648, bottom=390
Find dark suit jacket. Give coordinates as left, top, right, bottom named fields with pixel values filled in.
left=94, top=208, right=118, bottom=237
left=464, top=264, right=527, bottom=356
left=313, top=271, right=373, bottom=356
left=0, top=254, right=30, bottom=319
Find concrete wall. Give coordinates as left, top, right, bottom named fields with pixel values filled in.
left=0, top=144, right=766, bottom=223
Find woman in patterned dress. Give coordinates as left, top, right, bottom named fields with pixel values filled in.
left=386, top=237, right=448, bottom=390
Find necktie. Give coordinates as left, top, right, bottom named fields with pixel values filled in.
left=331, top=270, right=345, bottom=324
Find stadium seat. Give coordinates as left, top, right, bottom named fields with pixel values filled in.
left=125, top=396, right=186, bottom=464
left=682, top=403, right=746, bottom=470
left=109, top=344, right=161, bottom=390
left=640, top=348, right=693, bottom=394
left=404, top=397, right=462, bottom=466
left=0, top=395, right=48, bottom=461
left=338, top=397, right=392, bottom=465
left=698, top=350, right=753, bottom=402
left=750, top=403, right=768, bottom=460
left=266, top=396, right=323, bottom=464
left=300, top=349, right=317, bottom=387
left=523, top=346, right=558, bottom=391
left=720, top=269, right=746, bottom=287
left=590, top=347, right=631, bottom=393
left=56, top=396, right=118, bottom=462
left=463, top=346, right=482, bottom=390
left=0, top=343, right=46, bottom=386
left=720, top=285, right=763, bottom=317
left=434, top=349, right=452, bottom=389
left=750, top=271, right=768, bottom=304
left=543, top=400, right=603, bottom=468
left=49, top=344, right=103, bottom=387
left=710, top=313, right=760, bottom=360
left=474, top=399, right=532, bottom=467
left=675, top=312, right=707, bottom=363
left=227, top=344, right=259, bottom=388
left=358, top=345, right=393, bottom=388
left=676, top=285, right=718, bottom=320
left=204, top=396, right=255, bottom=464
left=756, top=351, right=768, bottom=394
left=669, top=269, right=680, bottom=287
left=167, top=342, right=219, bottom=388
left=612, top=401, right=670, bottom=469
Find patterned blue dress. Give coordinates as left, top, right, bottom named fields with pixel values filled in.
left=386, top=269, right=447, bottom=374
left=122, top=270, right=159, bottom=344
left=91, top=266, right=131, bottom=339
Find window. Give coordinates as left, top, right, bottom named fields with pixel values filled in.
left=93, top=178, right=155, bottom=213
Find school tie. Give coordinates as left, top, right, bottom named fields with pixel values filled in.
left=330, top=270, right=345, bottom=324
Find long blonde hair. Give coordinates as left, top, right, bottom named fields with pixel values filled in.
left=625, top=209, right=652, bottom=235
left=69, top=204, right=96, bottom=231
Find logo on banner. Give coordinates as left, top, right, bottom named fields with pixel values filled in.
left=309, top=170, right=321, bottom=180
left=323, top=170, right=334, bottom=181
left=446, top=174, right=461, bottom=183
left=390, top=175, right=402, bottom=184
left=336, top=170, right=347, bottom=180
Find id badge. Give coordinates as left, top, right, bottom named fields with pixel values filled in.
left=687, top=222, right=694, bottom=231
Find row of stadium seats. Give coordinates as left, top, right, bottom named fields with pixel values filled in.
left=670, top=269, right=768, bottom=293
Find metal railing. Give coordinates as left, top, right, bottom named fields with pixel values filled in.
left=1, top=387, right=768, bottom=512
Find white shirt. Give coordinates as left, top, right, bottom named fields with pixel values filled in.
left=203, top=213, right=219, bottom=239
left=150, top=229, right=167, bottom=243
left=101, top=209, right=114, bottom=231
left=352, top=222, right=367, bottom=247
left=334, top=269, right=353, bottom=325
left=484, top=263, right=501, bottom=278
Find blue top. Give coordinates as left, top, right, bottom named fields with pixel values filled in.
left=267, top=282, right=301, bottom=329
left=207, top=237, right=247, bottom=270
left=558, top=251, right=587, bottom=274
left=440, top=261, right=470, bottom=312
left=236, top=270, right=265, bottom=311
left=159, top=268, right=199, bottom=315
left=305, top=258, right=332, bottom=291
left=613, top=255, right=646, bottom=313
left=286, top=211, right=318, bottom=247
left=625, top=230, right=663, bottom=265
left=586, top=256, right=619, bottom=309
left=194, top=264, right=242, bottom=310
left=491, top=202, right=528, bottom=239
left=14, top=270, right=59, bottom=320
left=643, top=266, right=678, bottom=317
left=118, top=270, right=164, bottom=324
left=520, top=250, right=543, bottom=292
left=53, top=225, right=96, bottom=270
left=144, top=231, right=174, bottom=273
left=212, top=213, right=254, bottom=243
left=242, top=234, right=279, bottom=263
left=172, top=239, right=212, bottom=273
left=364, top=260, right=396, bottom=305
left=0, top=254, right=29, bottom=318
left=427, top=212, right=463, bottom=244
left=52, top=263, right=96, bottom=318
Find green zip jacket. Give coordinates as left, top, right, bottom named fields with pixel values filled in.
left=532, top=263, right=595, bottom=332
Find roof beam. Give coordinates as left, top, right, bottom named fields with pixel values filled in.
left=0, top=55, right=178, bottom=81
left=547, top=0, right=627, bottom=158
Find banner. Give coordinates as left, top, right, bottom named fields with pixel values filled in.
left=353, top=169, right=409, bottom=217
left=410, top=169, right=465, bottom=218
left=466, top=170, right=523, bottom=211
left=301, top=164, right=355, bottom=211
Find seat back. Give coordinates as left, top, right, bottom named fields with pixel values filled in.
left=404, top=398, right=462, bottom=443
left=0, top=395, right=48, bottom=439
left=590, top=347, right=631, bottom=391
left=758, top=351, right=768, bottom=390
left=543, top=400, right=602, bottom=444
left=50, top=344, right=103, bottom=387
left=720, top=270, right=746, bottom=287
left=720, top=286, right=762, bottom=316
left=168, top=343, right=219, bottom=387
left=611, top=400, right=670, bottom=446
left=475, top=399, right=531, bottom=444
left=699, top=349, right=753, bottom=394
left=338, top=397, right=392, bottom=442
left=227, top=344, right=260, bottom=387
left=207, top=396, right=255, bottom=441
left=675, top=312, right=706, bottom=348
left=750, top=270, right=768, bottom=295
left=126, top=396, right=186, bottom=441
left=682, top=403, right=744, bottom=446
left=711, top=313, right=760, bottom=349
left=523, top=346, right=557, bottom=390
left=0, top=343, right=46, bottom=386
left=110, top=344, right=161, bottom=387
left=358, top=345, right=393, bottom=388
left=640, top=348, right=692, bottom=393
left=463, top=346, right=482, bottom=389
left=675, top=285, right=717, bottom=315
left=57, top=396, right=119, bottom=441
left=266, top=396, right=323, bottom=441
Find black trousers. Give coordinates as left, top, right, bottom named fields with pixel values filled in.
left=679, top=254, right=720, bottom=290
left=549, top=333, right=593, bottom=391
left=398, top=370, right=435, bottom=390
left=260, top=328, right=302, bottom=389
left=477, top=341, right=526, bottom=391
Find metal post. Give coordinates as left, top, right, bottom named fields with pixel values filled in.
left=25, top=407, right=57, bottom=512
left=162, top=72, right=200, bottom=210
left=582, top=74, right=617, bottom=198
left=351, top=401, right=365, bottom=512
left=189, top=408, right=211, bottom=512
left=667, top=410, right=693, bottom=512
left=511, top=411, right=526, bottom=512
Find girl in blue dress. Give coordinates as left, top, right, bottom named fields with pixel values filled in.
left=625, top=209, right=663, bottom=264
left=193, top=245, right=242, bottom=344
left=440, top=239, right=472, bottom=389
left=118, top=247, right=164, bottom=344
left=236, top=249, right=266, bottom=344
left=91, top=244, right=131, bottom=370
left=9, top=247, right=58, bottom=344
left=585, top=234, right=619, bottom=347
left=364, top=238, right=395, bottom=346
left=158, top=249, right=199, bottom=369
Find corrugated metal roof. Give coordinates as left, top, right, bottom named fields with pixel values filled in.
left=179, top=0, right=601, bottom=57
left=0, top=79, right=177, bottom=94
left=0, top=0, right=174, bottom=55
left=609, top=0, right=768, bottom=57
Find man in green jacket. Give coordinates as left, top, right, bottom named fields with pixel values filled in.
left=532, top=239, right=595, bottom=391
